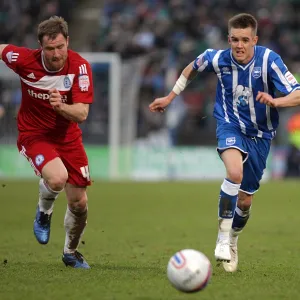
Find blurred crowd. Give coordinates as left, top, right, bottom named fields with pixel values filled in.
left=92, top=0, right=300, bottom=145
left=0, top=0, right=75, bottom=48
left=2, top=0, right=300, bottom=148
left=96, top=0, right=300, bottom=66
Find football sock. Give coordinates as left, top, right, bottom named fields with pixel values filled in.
left=218, top=178, right=240, bottom=241
left=232, top=206, right=251, bottom=233
left=38, top=179, right=61, bottom=215
left=64, top=206, right=87, bottom=254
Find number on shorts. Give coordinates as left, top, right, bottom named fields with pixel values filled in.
left=80, top=165, right=90, bottom=181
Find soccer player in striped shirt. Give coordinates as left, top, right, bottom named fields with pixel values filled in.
left=149, top=13, right=300, bottom=272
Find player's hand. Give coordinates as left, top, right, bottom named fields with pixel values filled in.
left=49, top=88, right=63, bottom=110
left=256, top=91, right=276, bottom=108
left=149, top=96, right=172, bottom=113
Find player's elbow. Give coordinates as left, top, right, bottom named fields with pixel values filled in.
left=77, top=104, right=89, bottom=123
left=77, top=114, right=87, bottom=123
left=78, top=110, right=89, bottom=123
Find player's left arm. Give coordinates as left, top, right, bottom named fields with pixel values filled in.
left=257, top=55, right=300, bottom=107
left=257, top=90, right=300, bottom=108
left=49, top=89, right=89, bottom=123
left=59, top=103, right=89, bottom=123
left=50, top=60, right=94, bottom=122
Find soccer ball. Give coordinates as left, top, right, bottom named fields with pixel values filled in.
left=167, top=249, right=212, bottom=293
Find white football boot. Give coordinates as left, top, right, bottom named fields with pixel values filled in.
left=222, top=229, right=240, bottom=272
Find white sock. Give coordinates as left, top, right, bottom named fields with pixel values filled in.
left=218, top=218, right=232, bottom=241
left=235, top=206, right=251, bottom=218
left=64, top=206, right=87, bottom=254
left=38, top=179, right=62, bottom=215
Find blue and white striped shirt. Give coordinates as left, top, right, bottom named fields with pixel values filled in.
left=193, top=46, right=300, bottom=139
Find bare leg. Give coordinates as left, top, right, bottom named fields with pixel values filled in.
left=63, top=183, right=88, bottom=254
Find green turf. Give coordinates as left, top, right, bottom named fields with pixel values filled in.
left=0, top=180, right=300, bottom=300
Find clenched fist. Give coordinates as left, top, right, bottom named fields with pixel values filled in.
left=49, top=88, right=63, bottom=110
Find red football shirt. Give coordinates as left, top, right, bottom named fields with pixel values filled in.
left=2, top=45, right=94, bottom=143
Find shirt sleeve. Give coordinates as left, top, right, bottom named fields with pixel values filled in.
left=1, top=44, right=32, bottom=74
left=72, top=61, right=94, bottom=104
left=269, top=54, right=300, bottom=95
left=193, top=49, right=217, bottom=73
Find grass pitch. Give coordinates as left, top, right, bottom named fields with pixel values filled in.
left=0, top=180, right=300, bottom=300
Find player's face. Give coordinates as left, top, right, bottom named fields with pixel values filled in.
left=40, top=33, right=69, bottom=71
left=228, top=27, right=258, bottom=64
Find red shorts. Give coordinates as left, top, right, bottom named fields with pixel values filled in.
left=17, top=134, right=91, bottom=186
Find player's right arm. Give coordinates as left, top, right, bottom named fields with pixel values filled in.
left=0, top=44, right=31, bottom=74
left=149, top=62, right=197, bottom=112
left=149, top=49, right=216, bottom=113
left=0, top=44, right=9, bottom=60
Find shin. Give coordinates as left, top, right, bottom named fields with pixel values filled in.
left=232, top=191, right=252, bottom=233
left=218, top=149, right=243, bottom=241
left=64, top=184, right=88, bottom=253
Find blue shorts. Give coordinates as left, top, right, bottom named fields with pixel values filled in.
left=216, top=122, right=271, bottom=194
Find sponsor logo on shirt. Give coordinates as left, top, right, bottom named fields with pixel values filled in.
left=222, top=67, right=231, bottom=75
left=27, top=89, right=68, bottom=102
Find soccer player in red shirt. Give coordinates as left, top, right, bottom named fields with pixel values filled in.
left=0, top=16, right=93, bottom=268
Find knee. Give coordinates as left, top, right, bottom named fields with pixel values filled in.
left=237, top=192, right=252, bottom=210
left=227, top=169, right=243, bottom=184
left=47, top=172, right=68, bottom=191
left=68, top=193, right=88, bottom=214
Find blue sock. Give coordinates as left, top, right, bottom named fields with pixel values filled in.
left=232, top=206, right=251, bottom=231
left=218, top=179, right=240, bottom=219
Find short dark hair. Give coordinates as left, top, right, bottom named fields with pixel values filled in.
left=38, top=16, right=68, bottom=44
left=228, top=13, right=258, bottom=35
